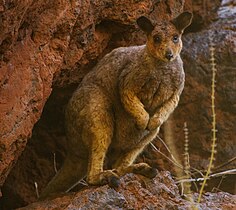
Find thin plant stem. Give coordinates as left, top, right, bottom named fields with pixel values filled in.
left=198, top=32, right=217, bottom=203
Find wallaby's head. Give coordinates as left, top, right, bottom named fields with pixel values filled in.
left=137, top=12, right=193, bottom=62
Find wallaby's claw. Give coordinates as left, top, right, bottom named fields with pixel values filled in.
left=108, top=175, right=121, bottom=189
left=143, top=167, right=158, bottom=179
left=133, top=164, right=158, bottom=179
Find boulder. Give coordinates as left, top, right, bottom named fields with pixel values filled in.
left=19, top=172, right=236, bottom=210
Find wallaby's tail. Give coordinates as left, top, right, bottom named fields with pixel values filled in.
left=39, top=154, right=87, bottom=200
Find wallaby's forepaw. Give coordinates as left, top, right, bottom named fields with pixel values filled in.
left=136, top=112, right=149, bottom=130
left=133, top=163, right=158, bottom=179
left=147, top=116, right=161, bottom=131
left=87, top=170, right=120, bottom=188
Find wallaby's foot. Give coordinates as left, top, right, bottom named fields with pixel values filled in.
left=87, top=170, right=120, bottom=188
left=117, top=163, right=157, bottom=179
left=132, top=163, right=157, bottom=178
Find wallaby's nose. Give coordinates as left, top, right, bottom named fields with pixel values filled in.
left=165, top=51, right=173, bottom=61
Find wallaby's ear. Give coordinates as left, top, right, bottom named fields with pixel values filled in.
left=171, top=11, right=193, bottom=32
left=137, top=16, right=154, bottom=34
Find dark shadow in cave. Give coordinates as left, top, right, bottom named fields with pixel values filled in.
left=0, top=85, right=77, bottom=209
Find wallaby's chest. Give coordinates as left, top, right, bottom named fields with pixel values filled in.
left=139, top=66, right=184, bottom=114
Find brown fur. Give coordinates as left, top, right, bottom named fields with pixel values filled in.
left=40, top=12, right=192, bottom=199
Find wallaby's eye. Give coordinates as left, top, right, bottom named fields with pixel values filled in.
left=153, top=35, right=161, bottom=44
left=172, top=35, right=179, bottom=43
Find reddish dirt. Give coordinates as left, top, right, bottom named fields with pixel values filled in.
left=18, top=172, right=236, bottom=210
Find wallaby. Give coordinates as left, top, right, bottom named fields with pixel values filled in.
left=40, top=11, right=193, bottom=199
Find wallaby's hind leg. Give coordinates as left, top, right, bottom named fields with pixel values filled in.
left=85, top=122, right=120, bottom=188
left=83, top=100, right=120, bottom=188
left=39, top=154, right=87, bottom=200
left=114, top=129, right=159, bottom=179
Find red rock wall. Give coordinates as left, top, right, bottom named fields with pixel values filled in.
left=0, top=0, right=79, bottom=188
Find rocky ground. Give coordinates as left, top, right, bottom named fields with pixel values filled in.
left=18, top=172, right=236, bottom=210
